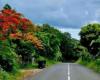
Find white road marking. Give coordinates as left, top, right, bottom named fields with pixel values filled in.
left=67, top=64, right=70, bottom=80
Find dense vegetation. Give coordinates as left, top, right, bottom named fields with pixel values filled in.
left=0, top=4, right=81, bottom=80
left=79, top=23, right=100, bottom=72
left=0, top=4, right=100, bottom=80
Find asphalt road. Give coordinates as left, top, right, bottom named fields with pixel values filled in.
left=32, top=63, right=100, bottom=80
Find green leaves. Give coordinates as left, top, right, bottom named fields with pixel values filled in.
left=0, top=44, right=18, bottom=72
left=3, top=4, right=12, bottom=9
left=35, top=24, right=63, bottom=60
left=80, top=23, right=100, bottom=56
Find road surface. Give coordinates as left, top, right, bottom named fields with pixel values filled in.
left=31, top=63, right=100, bottom=80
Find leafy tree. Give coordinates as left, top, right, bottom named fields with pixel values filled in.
left=10, top=32, right=43, bottom=50
left=41, top=24, right=63, bottom=40
left=3, top=4, right=12, bottom=9
left=0, top=4, right=34, bottom=41
left=75, top=44, right=91, bottom=61
left=60, top=32, right=80, bottom=61
left=35, top=24, right=62, bottom=60
left=0, top=4, right=43, bottom=67
left=14, top=40, right=35, bottom=67
left=79, top=23, right=100, bottom=57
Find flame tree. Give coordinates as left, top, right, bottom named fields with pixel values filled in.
left=0, top=4, right=43, bottom=70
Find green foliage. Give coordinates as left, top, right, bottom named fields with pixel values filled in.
left=36, top=56, right=45, bottom=61
left=78, top=58, right=100, bottom=73
left=60, top=32, right=80, bottom=61
left=34, top=24, right=81, bottom=62
left=46, top=59, right=60, bottom=67
left=3, top=4, right=12, bottom=9
left=14, top=40, right=36, bottom=67
left=76, top=45, right=91, bottom=60
left=0, top=69, right=11, bottom=80
left=0, top=41, right=18, bottom=72
left=79, top=23, right=100, bottom=73
left=35, top=24, right=62, bottom=61
left=79, top=23, right=100, bottom=56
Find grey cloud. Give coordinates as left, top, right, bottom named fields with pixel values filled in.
left=1, top=0, right=100, bottom=28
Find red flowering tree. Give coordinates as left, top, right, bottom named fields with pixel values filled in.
left=0, top=4, right=32, bottom=40
left=0, top=4, right=44, bottom=69
left=0, top=4, right=43, bottom=49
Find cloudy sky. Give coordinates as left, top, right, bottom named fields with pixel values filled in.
left=0, top=0, right=100, bottom=39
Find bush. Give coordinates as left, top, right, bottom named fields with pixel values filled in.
left=36, top=56, right=45, bottom=61
left=15, top=40, right=36, bottom=67
left=0, top=69, right=11, bottom=80
left=78, top=57, right=100, bottom=73
left=0, top=42, right=18, bottom=72
left=95, top=58, right=100, bottom=72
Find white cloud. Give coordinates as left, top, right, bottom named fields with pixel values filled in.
left=89, top=20, right=100, bottom=23
left=58, top=28, right=80, bottom=40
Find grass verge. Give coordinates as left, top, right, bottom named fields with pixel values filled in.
left=0, top=59, right=60, bottom=80
left=77, top=58, right=100, bottom=73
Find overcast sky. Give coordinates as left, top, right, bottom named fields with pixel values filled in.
left=1, top=0, right=100, bottom=39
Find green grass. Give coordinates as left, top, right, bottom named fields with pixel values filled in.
left=46, top=59, right=61, bottom=67
left=33, top=59, right=61, bottom=68
left=77, top=58, right=100, bottom=73
left=0, top=59, right=60, bottom=80
left=0, top=70, right=23, bottom=80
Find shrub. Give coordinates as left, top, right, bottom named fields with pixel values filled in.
left=0, top=41, right=18, bottom=72
left=15, top=40, right=36, bottom=67
left=0, top=68, right=11, bottom=80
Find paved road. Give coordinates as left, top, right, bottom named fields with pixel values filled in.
left=32, top=63, right=100, bottom=80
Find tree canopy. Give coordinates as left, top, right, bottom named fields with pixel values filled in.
left=79, top=23, right=100, bottom=57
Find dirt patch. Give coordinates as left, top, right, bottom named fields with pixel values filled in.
left=20, top=69, right=43, bottom=80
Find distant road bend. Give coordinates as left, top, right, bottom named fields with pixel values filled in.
left=32, top=63, right=100, bottom=80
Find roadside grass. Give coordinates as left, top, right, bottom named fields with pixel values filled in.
left=16, top=69, right=42, bottom=80
left=0, top=70, right=23, bottom=80
left=16, top=60, right=60, bottom=80
left=77, top=58, right=100, bottom=73
left=20, top=59, right=60, bottom=69
left=46, top=59, right=61, bottom=67
left=0, top=69, right=42, bottom=80
left=0, top=59, right=60, bottom=80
